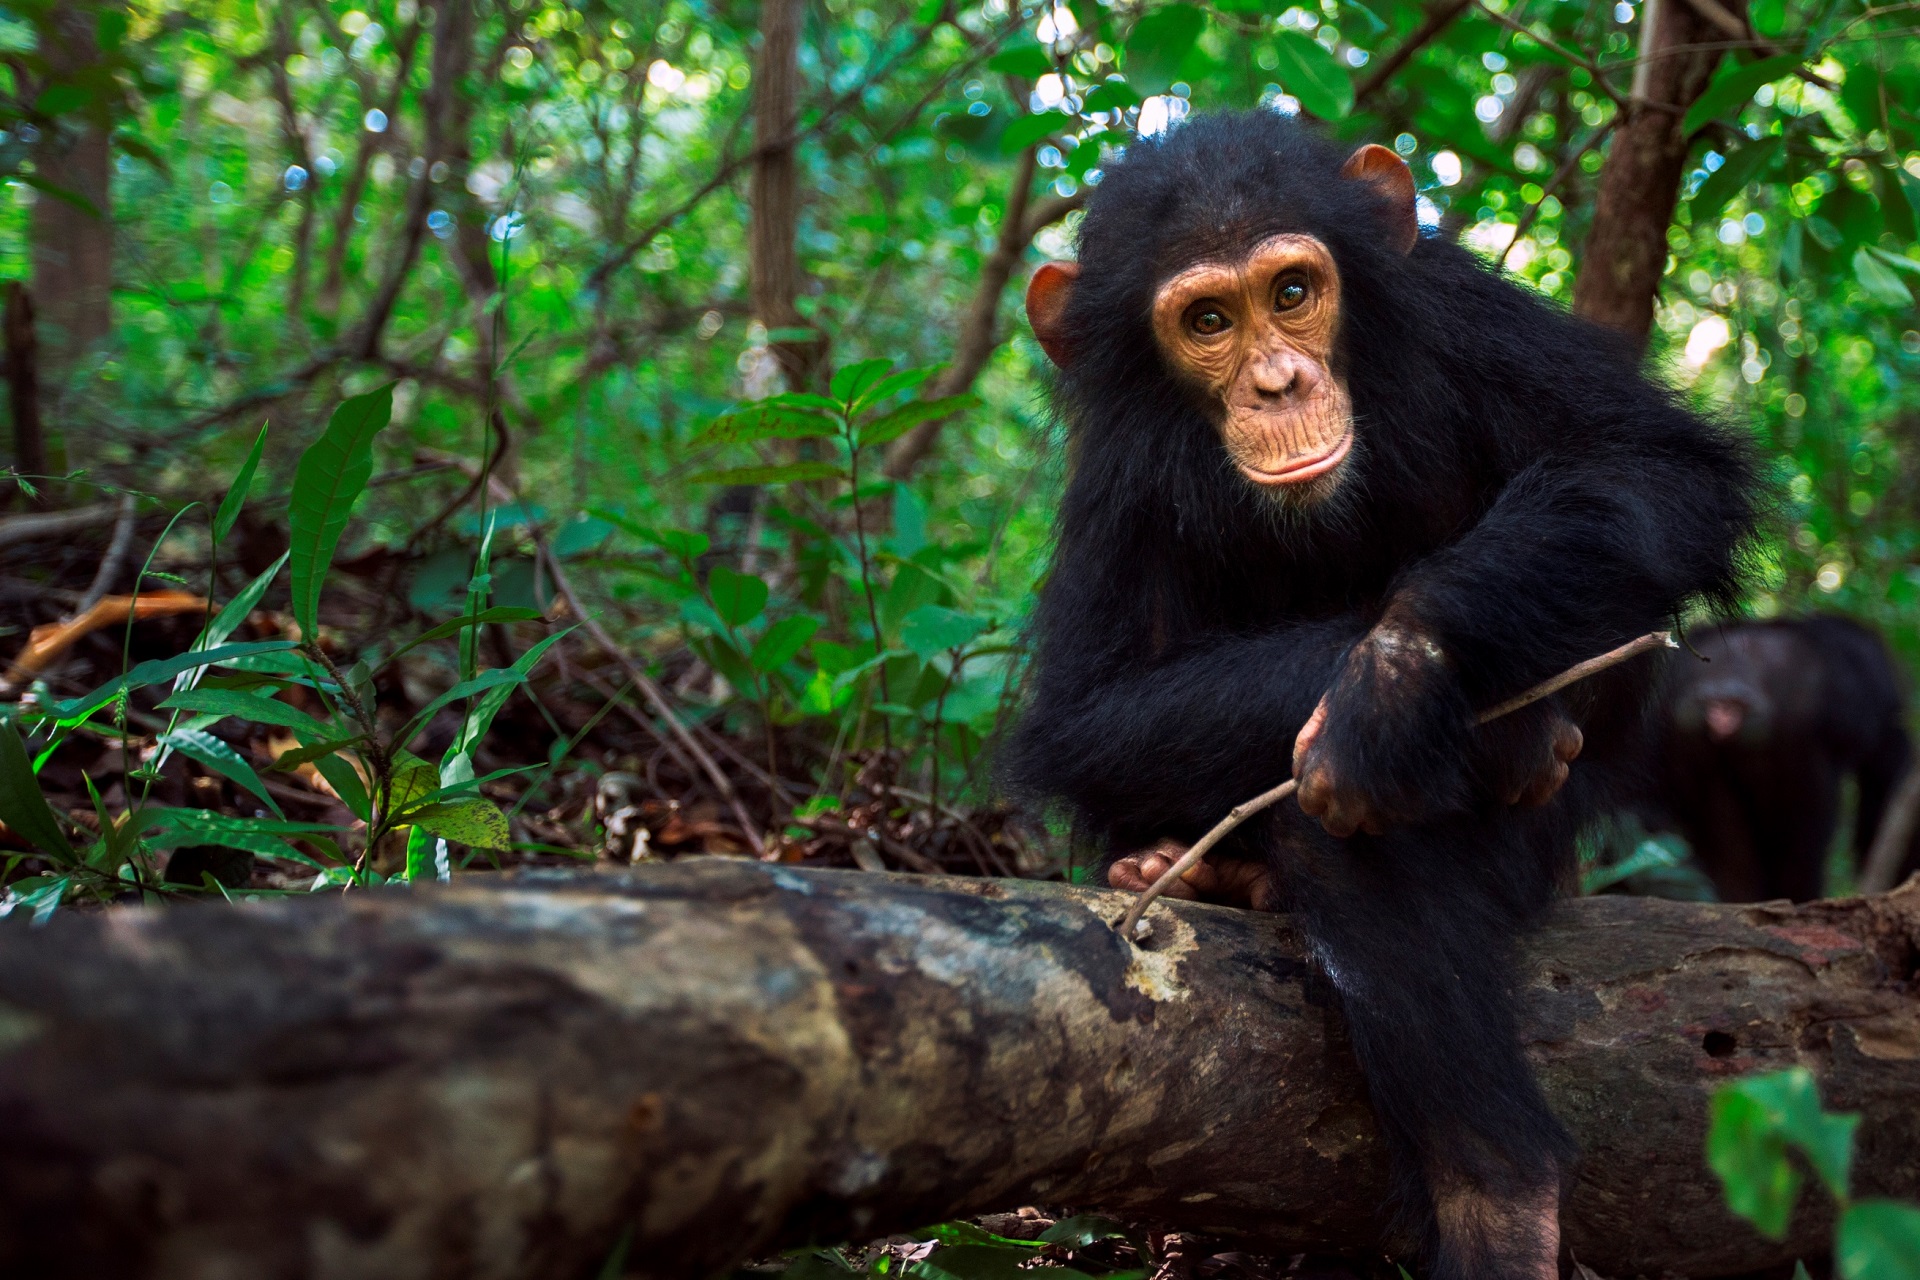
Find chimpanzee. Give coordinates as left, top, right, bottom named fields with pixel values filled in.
left=1657, top=616, right=1914, bottom=901
left=1005, top=113, right=1756, bottom=1280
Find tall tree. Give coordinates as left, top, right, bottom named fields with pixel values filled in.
left=1572, top=0, right=1736, bottom=344
left=748, top=0, right=820, bottom=392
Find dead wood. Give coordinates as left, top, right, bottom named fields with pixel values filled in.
left=0, top=863, right=1915, bottom=1279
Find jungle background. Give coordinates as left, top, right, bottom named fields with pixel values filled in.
left=0, top=0, right=1918, bottom=1275
left=4, top=0, right=1920, bottom=907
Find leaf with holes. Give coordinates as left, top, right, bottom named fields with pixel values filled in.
left=409, top=797, right=511, bottom=850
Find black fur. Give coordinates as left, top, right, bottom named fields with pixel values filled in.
left=1005, top=112, right=1758, bottom=1277
left=1655, top=615, right=1916, bottom=901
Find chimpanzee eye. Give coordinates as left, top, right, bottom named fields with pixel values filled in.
left=1189, top=308, right=1231, bottom=336
left=1275, top=276, right=1310, bottom=311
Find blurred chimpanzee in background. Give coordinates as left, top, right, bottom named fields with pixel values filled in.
left=1654, top=616, right=1917, bottom=901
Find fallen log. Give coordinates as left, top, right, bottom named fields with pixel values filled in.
left=0, top=862, right=1915, bottom=1279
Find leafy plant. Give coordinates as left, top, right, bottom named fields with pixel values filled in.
left=1708, top=1068, right=1920, bottom=1278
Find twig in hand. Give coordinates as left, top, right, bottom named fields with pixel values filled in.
left=1113, top=630, right=1678, bottom=941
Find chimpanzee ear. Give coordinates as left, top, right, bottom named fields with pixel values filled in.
left=1340, top=144, right=1419, bottom=256
left=1026, top=261, right=1081, bottom=368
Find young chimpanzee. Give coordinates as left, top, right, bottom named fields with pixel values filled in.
left=1005, top=113, right=1757, bottom=1280
left=1656, top=616, right=1915, bottom=901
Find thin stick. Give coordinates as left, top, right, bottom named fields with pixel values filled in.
left=1857, top=762, right=1920, bottom=896
left=1113, top=631, right=1677, bottom=941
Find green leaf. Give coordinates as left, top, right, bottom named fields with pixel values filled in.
left=1707, top=1089, right=1802, bottom=1240
left=850, top=367, right=936, bottom=417
left=1038, top=1215, right=1134, bottom=1248
left=1125, top=5, right=1205, bottom=96
left=54, top=640, right=301, bottom=721
left=450, top=629, right=570, bottom=757
left=694, top=402, right=841, bottom=445
left=549, top=515, right=615, bottom=558
left=158, top=688, right=335, bottom=739
left=1838, top=1201, right=1920, bottom=1280
left=1899, top=169, right=1920, bottom=223
left=709, top=566, right=770, bottom=626
left=1001, top=112, right=1067, bottom=155
left=386, top=606, right=544, bottom=664
left=859, top=394, right=979, bottom=449
left=34, top=83, right=91, bottom=116
left=1082, top=80, right=1142, bottom=113
left=987, top=39, right=1053, bottom=78
left=1691, top=136, right=1783, bottom=220
left=311, top=753, right=370, bottom=821
left=387, top=753, right=443, bottom=815
left=287, top=384, right=395, bottom=639
left=404, top=824, right=439, bottom=882
left=1683, top=54, right=1804, bottom=136
left=1853, top=246, right=1914, bottom=307
left=830, top=358, right=894, bottom=405
left=409, top=797, right=511, bottom=850
left=0, top=724, right=73, bottom=859
left=689, top=462, right=842, bottom=486
left=97, top=8, right=129, bottom=50
left=1734, top=1068, right=1859, bottom=1201
left=751, top=615, right=820, bottom=672
left=909, top=1245, right=1093, bottom=1280
left=1869, top=247, right=1920, bottom=277
left=268, top=735, right=365, bottom=771
left=1270, top=31, right=1353, bottom=120
left=160, top=729, right=285, bottom=818
left=1805, top=214, right=1843, bottom=251
left=400, top=668, right=530, bottom=745
left=213, top=422, right=268, bottom=545
left=901, top=605, right=989, bottom=659
left=1750, top=0, right=1786, bottom=37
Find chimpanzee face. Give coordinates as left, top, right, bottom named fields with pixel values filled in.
left=1148, top=232, right=1350, bottom=488
left=1024, top=142, right=1418, bottom=504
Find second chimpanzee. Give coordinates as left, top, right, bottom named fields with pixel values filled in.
left=1006, top=113, right=1757, bottom=1279
left=1657, top=616, right=1914, bottom=901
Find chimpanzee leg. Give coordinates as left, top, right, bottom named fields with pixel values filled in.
left=1269, top=814, right=1574, bottom=1280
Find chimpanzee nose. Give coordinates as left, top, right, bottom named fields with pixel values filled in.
left=1251, top=350, right=1315, bottom=399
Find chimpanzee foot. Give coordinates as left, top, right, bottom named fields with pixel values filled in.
left=1107, top=840, right=1274, bottom=910
left=1431, top=1177, right=1561, bottom=1280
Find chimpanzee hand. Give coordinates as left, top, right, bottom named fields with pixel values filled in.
left=1108, top=839, right=1275, bottom=910
left=1292, top=623, right=1582, bottom=837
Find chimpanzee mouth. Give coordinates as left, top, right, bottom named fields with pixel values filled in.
left=1237, top=426, right=1353, bottom=486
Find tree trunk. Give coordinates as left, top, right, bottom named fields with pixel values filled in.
left=4, top=282, right=45, bottom=499
left=1572, top=0, right=1738, bottom=344
left=0, top=863, right=1915, bottom=1279
left=749, top=0, right=820, bottom=392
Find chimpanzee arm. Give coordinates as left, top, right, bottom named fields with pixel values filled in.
left=1391, top=419, right=1753, bottom=704
left=1008, top=616, right=1362, bottom=843
left=1295, top=410, right=1753, bottom=833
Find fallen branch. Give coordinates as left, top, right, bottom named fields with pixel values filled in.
left=0, top=501, right=119, bottom=550
left=0, top=863, right=1914, bottom=1278
left=1116, top=631, right=1678, bottom=939
left=1860, top=762, right=1920, bottom=895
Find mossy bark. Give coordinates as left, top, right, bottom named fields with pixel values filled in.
left=0, top=863, right=1915, bottom=1279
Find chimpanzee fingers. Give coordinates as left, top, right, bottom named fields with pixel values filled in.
left=1552, top=720, right=1585, bottom=763
left=1519, top=758, right=1571, bottom=807
left=1107, top=852, right=1199, bottom=899
left=1291, top=698, right=1329, bottom=777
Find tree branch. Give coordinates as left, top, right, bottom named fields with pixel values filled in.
left=0, top=864, right=1915, bottom=1278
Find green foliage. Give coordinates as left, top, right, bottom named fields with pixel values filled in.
left=1708, top=1068, right=1919, bottom=1279
left=288, top=385, right=395, bottom=639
